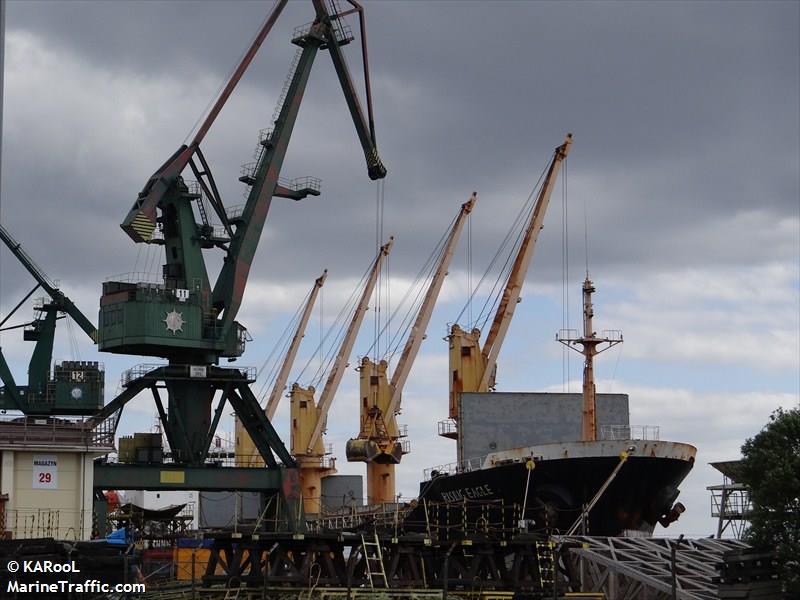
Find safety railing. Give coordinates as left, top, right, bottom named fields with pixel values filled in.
left=599, top=424, right=660, bottom=441
left=0, top=415, right=114, bottom=449
left=121, top=363, right=165, bottom=386
left=293, top=18, right=353, bottom=46
left=104, top=271, right=164, bottom=284
left=601, top=329, right=624, bottom=342
left=121, top=364, right=257, bottom=387
left=437, top=418, right=458, bottom=437
left=423, top=455, right=485, bottom=481
left=280, top=175, right=321, bottom=192
left=710, top=487, right=753, bottom=519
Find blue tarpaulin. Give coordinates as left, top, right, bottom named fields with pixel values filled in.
left=106, top=527, right=129, bottom=545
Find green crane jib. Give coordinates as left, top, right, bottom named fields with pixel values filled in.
left=0, top=223, right=102, bottom=415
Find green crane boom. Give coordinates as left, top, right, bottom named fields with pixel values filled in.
left=0, top=223, right=103, bottom=415
left=0, top=223, right=97, bottom=342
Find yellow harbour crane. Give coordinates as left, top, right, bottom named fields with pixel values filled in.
left=441, top=135, right=572, bottom=448
left=235, top=270, right=328, bottom=467
left=291, top=239, right=393, bottom=513
left=346, top=195, right=477, bottom=505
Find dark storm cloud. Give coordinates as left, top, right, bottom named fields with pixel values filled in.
left=0, top=0, right=797, bottom=304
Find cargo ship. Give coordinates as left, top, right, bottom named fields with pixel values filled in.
left=407, top=437, right=695, bottom=537
left=401, top=276, right=696, bottom=538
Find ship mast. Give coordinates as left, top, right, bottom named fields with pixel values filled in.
left=557, top=276, right=622, bottom=441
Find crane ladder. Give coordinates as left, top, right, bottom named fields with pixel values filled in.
left=360, top=533, right=388, bottom=588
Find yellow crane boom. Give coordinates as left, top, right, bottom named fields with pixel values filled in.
left=388, top=193, right=477, bottom=417
left=307, top=238, right=393, bottom=453
left=266, top=270, right=328, bottom=420
left=235, top=269, right=327, bottom=467
left=479, top=134, right=572, bottom=389
left=444, top=135, right=571, bottom=445
left=290, top=238, right=392, bottom=513
left=347, top=195, right=476, bottom=504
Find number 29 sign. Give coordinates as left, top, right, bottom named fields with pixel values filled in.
left=32, top=455, right=58, bottom=489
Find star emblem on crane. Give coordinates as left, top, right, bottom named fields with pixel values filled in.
left=163, top=310, right=184, bottom=335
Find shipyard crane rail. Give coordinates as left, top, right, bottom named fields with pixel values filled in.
left=346, top=195, right=476, bottom=503
left=443, top=135, right=571, bottom=441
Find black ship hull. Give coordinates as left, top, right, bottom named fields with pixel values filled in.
left=406, top=439, right=695, bottom=537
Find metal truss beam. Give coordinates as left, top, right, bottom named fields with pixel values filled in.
left=557, top=535, right=751, bottom=600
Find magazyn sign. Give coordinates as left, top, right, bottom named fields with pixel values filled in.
left=32, top=455, right=58, bottom=489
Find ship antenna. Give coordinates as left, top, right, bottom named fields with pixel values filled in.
left=556, top=279, right=623, bottom=441
left=583, top=179, right=590, bottom=279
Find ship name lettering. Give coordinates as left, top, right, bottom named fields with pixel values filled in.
left=441, top=484, right=493, bottom=503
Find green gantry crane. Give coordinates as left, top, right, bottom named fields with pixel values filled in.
left=0, top=223, right=102, bottom=415
left=89, top=0, right=385, bottom=529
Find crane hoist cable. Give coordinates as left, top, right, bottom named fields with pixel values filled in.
left=373, top=179, right=386, bottom=362
left=308, top=273, right=368, bottom=387
left=294, top=257, right=373, bottom=387
left=561, top=154, right=570, bottom=390
left=360, top=208, right=457, bottom=363
left=452, top=155, right=552, bottom=330
left=254, top=289, right=310, bottom=400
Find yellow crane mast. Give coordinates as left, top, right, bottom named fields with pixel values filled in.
left=235, top=270, right=328, bottom=467
left=291, top=238, right=393, bottom=513
left=442, top=135, right=572, bottom=448
left=347, top=195, right=477, bottom=504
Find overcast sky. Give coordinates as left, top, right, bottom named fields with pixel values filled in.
left=0, top=0, right=798, bottom=538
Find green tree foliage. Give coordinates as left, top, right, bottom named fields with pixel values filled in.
left=740, top=407, right=800, bottom=595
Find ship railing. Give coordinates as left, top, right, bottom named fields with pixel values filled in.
left=599, top=424, right=660, bottom=441
left=556, top=328, right=579, bottom=342
left=601, top=329, right=624, bottom=342
left=423, top=455, right=485, bottom=481
left=437, top=418, right=458, bottom=437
